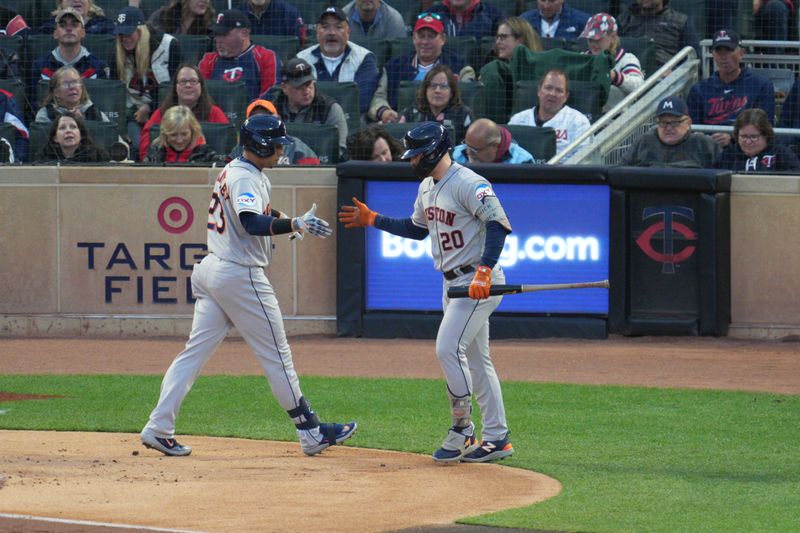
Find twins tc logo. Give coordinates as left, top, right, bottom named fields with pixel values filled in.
left=635, top=206, right=696, bottom=274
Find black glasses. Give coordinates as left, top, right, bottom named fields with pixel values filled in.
left=417, top=12, right=442, bottom=20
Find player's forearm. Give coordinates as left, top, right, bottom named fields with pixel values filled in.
left=239, top=211, right=294, bottom=236
left=480, top=221, right=510, bottom=269
left=374, top=215, right=429, bottom=240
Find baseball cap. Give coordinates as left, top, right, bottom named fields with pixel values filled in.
left=656, top=96, right=689, bottom=117
left=114, top=6, right=146, bottom=35
left=317, top=6, right=347, bottom=24
left=55, top=7, right=85, bottom=26
left=580, top=13, right=618, bottom=40
left=212, top=9, right=251, bottom=35
left=282, top=58, right=315, bottom=87
left=711, top=29, right=740, bottom=50
left=246, top=99, right=278, bottom=118
left=414, top=13, right=444, bottom=34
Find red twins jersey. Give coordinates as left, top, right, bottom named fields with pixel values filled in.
left=199, top=44, right=280, bottom=102
left=207, top=158, right=273, bottom=267
left=411, top=163, right=511, bottom=272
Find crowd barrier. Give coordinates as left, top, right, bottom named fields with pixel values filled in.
left=1, top=164, right=798, bottom=340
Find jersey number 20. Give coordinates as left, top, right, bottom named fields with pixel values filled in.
left=439, top=230, right=464, bottom=251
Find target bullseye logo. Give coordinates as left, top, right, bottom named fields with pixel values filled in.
left=158, top=197, right=194, bottom=234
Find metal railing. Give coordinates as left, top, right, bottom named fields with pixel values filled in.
left=700, top=39, right=800, bottom=79
left=550, top=47, right=701, bottom=165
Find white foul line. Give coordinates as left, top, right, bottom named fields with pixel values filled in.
left=0, top=513, right=207, bottom=532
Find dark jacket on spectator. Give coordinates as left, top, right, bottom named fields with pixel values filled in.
left=144, top=140, right=221, bottom=164
left=0, top=88, right=29, bottom=161
left=371, top=50, right=467, bottom=119
left=686, top=67, right=775, bottom=126
left=520, top=3, right=589, bottom=40
left=617, top=0, right=700, bottom=68
left=621, top=129, right=720, bottom=168
left=399, top=102, right=474, bottom=142
left=148, top=5, right=213, bottom=36
left=28, top=47, right=110, bottom=106
left=0, top=44, right=22, bottom=82
left=238, top=0, right=306, bottom=45
left=429, top=1, right=505, bottom=39
left=35, top=141, right=109, bottom=163
left=714, top=142, right=800, bottom=172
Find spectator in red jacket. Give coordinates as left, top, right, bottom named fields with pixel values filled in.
left=199, top=9, right=280, bottom=101
left=144, top=104, right=222, bottom=163
left=139, top=64, right=229, bottom=160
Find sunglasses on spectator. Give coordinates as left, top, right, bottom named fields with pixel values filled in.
left=417, top=12, right=442, bottom=20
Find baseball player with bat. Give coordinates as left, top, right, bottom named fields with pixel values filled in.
left=140, top=115, right=357, bottom=457
left=339, top=122, right=514, bottom=463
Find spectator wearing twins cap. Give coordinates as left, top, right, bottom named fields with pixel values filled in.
left=368, top=12, right=473, bottom=124
left=581, top=13, right=643, bottom=111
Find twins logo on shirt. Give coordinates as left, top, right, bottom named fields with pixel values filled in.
left=745, top=154, right=776, bottom=171
left=223, top=67, right=244, bottom=82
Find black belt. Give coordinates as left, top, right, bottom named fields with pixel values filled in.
left=443, top=265, right=475, bottom=280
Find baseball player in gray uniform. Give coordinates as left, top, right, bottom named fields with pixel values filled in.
left=141, top=115, right=357, bottom=457
left=338, top=122, right=514, bottom=463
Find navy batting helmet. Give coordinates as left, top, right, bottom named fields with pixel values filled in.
left=240, top=115, right=292, bottom=158
left=399, top=122, right=451, bottom=178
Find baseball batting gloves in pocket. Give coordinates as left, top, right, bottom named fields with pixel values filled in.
left=468, top=265, right=492, bottom=300
left=338, top=197, right=377, bottom=228
left=293, top=203, right=333, bottom=238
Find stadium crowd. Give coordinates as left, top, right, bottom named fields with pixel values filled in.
left=0, top=0, right=796, bottom=171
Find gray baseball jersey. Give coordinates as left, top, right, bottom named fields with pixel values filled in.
left=207, top=158, right=273, bottom=267
left=143, top=157, right=308, bottom=446
left=408, top=162, right=512, bottom=444
left=411, top=162, right=512, bottom=272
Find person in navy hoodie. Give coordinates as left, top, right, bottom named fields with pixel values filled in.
left=714, top=108, right=800, bottom=172
left=0, top=88, right=29, bottom=161
left=429, top=0, right=505, bottom=39
left=238, top=0, right=307, bottom=46
left=686, top=29, right=774, bottom=148
left=521, top=0, right=589, bottom=41
left=28, top=8, right=110, bottom=110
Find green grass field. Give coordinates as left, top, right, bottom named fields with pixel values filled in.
left=1, top=374, right=798, bottom=532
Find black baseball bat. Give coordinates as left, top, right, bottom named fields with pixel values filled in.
left=447, top=280, right=610, bottom=299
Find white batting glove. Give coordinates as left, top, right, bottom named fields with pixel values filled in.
left=292, top=203, right=333, bottom=238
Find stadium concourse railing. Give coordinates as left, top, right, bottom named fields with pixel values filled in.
left=549, top=46, right=701, bottom=166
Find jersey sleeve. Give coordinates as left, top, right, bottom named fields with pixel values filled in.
left=462, top=174, right=512, bottom=232
left=410, top=179, right=430, bottom=228
left=227, top=174, right=264, bottom=216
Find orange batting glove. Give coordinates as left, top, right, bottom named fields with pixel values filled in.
left=468, top=265, right=492, bottom=300
left=338, top=197, right=377, bottom=228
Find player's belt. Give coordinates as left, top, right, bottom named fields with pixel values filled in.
left=443, top=265, right=475, bottom=280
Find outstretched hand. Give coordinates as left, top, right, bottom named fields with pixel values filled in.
left=293, top=203, right=333, bottom=238
left=338, top=197, right=377, bottom=228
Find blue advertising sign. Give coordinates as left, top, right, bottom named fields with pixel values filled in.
left=364, top=181, right=610, bottom=314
